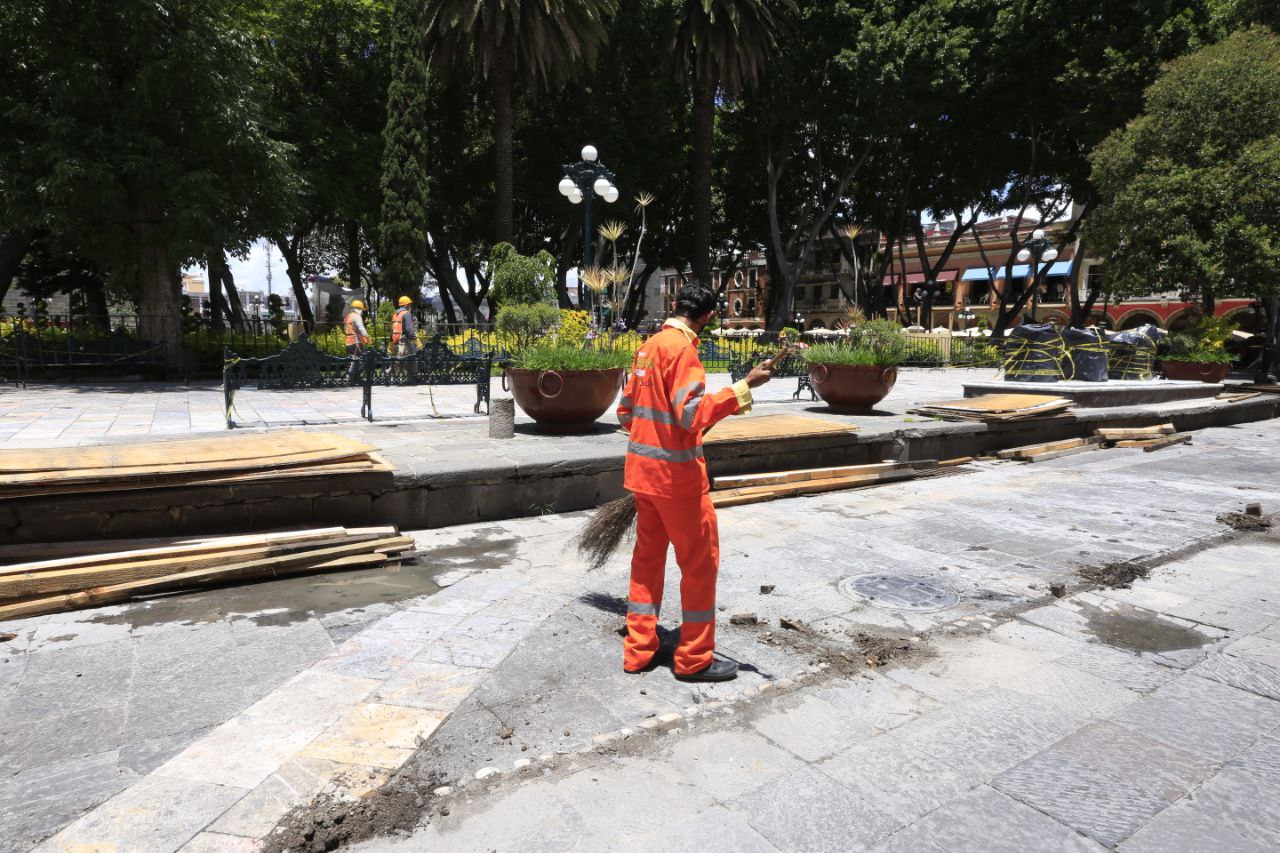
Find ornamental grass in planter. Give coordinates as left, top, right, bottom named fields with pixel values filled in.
left=803, top=320, right=906, bottom=413
left=505, top=343, right=631, bottom=432
left=1162, top=317, right=1235, bottom=383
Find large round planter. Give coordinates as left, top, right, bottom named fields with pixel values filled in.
left=808, top=362, right=898, bottom=413
left=506, top=367, right=625, bottom=433
left=1161, top=360, right=1229, bottom=383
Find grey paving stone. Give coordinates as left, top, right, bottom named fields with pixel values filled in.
left=1112, top=674, right=1280, bottom=762
left=819, top=734, right=980, bottom=826
left=1053, top=641, right=1180, bottom=693
left=0, top=702, right=131, bottom=775
left=1117, top=801, right=1270, bottom=853
left=869, top=785, right=1103, bottom=853
left=1000, top=661, right=1140, bottom=722
left=727, top=765, right=898, bottom=852
left=902, top=687, right=1080, bottom=780
left=1047, top=721, right=1217, bottom=803
left=36, top=774, right=248, bottom=853
left=622, top=806, right=779, bottom=853
left=0, top=750, right=137, bottom=851
left=750, top=693, right=874, bottom=762
left=641, top=729, right=803, bottom=802
left=550, top=758, right=717, bottom=842
left=426, top=785, right=588, bottom=853
left=1191, top=650, right=1280, bottom=701
left=117, top=727, right=215, bottom=776
left=812, top=671, right=940, bottom=732
left=4, top=638, right=136, bottom=723
left=1184, top=766, right=1280, bottom=847
left=1225, top=635, right=1280, bottom=669
left=993, top=748, right=1169, bottom=847
left=1226, top=735, right=1280, bottom=787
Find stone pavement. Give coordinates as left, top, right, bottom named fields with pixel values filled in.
left=0, top=369, right=998, bottom=447
left=3, top=417, right=1278, bottom=850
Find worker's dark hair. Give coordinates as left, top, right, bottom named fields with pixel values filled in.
left=674, top=281, right=717, bottom=319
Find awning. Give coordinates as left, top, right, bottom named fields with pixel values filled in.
left=936, top=270, right=958, bottom=282
left=961, top=260, right=1073, bottom=280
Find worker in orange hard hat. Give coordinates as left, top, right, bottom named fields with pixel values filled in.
left=344, top=299, right=370, bottom=383
left=616, top=281, right=773, bottom=682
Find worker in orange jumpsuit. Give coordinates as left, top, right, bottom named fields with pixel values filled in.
left=616, top=282, right=773, bottom=682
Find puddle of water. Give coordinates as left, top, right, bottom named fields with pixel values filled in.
left=1079, top=601, right=1209, bottom=654
left=82, top=529, right=520, bottom=631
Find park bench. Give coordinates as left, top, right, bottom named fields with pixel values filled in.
left=369, top=334, right=493, bottom=415
left=0, top=327, right=168, bottom=385
left=223, top=339, right=369, bottom=427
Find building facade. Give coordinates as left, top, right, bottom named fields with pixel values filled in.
left=647, top=251, right=770, bottom=329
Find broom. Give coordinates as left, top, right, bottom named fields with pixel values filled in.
left=574, top=344, right=795, bottom=570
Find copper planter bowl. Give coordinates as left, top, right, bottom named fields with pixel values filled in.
left=506, top=367, right=625, bottom=433
left=809, top=362, right=898, bottom=413
left=1161, top=360, right=1229, bottom=383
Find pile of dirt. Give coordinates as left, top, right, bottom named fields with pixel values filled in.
left=1216, top=511, right=1272, bottom=532
left=263, top=774, right=439, bottom=853
left=1078, top=560, right=1151, bottom=589
left=747, top=617, right=929, bottom=677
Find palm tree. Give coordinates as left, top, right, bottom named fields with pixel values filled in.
left=421, top=0, right=618, bottom=244
left=675, top=0, right=788, bottom=286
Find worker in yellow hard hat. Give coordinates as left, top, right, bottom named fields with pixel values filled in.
left=390, top=295, right=421, bottom=379
left=344, top=299, right=370, bottom=383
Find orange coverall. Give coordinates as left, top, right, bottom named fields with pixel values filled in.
left=616, top=318, right=753, bottom=674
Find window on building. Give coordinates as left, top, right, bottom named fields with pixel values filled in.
left=829, top=283, right=841, bottom=300
left=733, top=298, right=743, bottom=316
left=1086, top=266, right=1104, bottom=298
left=749, top=268, right=758, bottom=289
left=747, top=298, right=756, bottom=316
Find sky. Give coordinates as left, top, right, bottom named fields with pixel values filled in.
left=183, top=238, right=292, bottom=297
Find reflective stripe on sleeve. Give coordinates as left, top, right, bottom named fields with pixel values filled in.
left=678, top=394, right=705, bottom=430
left=626, top=440, right=704, bottom=463
left=682, top=608, right=716, bottom=624
left=632, top=405, right=675, bottom=425
left=670, top=380, right=705, bottom=412
left=628, top=600, right=660, bottom=615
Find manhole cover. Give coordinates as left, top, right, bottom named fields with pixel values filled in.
left=838, top=574, right=959, bottom=612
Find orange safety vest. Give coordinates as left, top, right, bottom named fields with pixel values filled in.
left=616, top=324, right=747, bottom=498
left=391, top=307, right=409, bottom=344
left=344, top=312, right=364, bottom=347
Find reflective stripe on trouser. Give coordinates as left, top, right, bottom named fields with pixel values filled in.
left=623, top=492, right=720, bottom=675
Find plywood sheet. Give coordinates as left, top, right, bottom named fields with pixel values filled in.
left=919, top=394, right=1070, bottom=414
left=704, top=414, right=859, bottom=444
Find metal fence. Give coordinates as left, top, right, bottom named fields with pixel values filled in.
left=0, top=313, right=1001, bottom=384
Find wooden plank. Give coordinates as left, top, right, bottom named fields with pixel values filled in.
left=0, top=532, right=402, bottom=600
left=1096, top=424, right=1176, bottom=440
left=0, top=536, right=415, bottom=620
left=0, top=527, right=382, bottom=577
left=711, top=468, right=919, bottom=508
left=1022, top=442, right=1103, bottom=462
left=938, top=457, right=974, bottom=467
left=1115, top=433, right=1193, bottom=451
left=704, top=414, right=859, bottom=444
left=0, top=430, right=374, bottom=475
left=713, top=461, right=930, bottom=490
left=915, top=394, right=1070, bottom=414
left=996, top=437, right=1092, bottom=460
left=1217, top=391, right=1262, bottom=402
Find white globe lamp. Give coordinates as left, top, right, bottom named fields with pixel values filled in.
left=603, top=184, right=619, bottom=204
left=1032, top=228, right=1046, bottom=241
left=1043, top=247, right=1059, bottom=261
left=558, top=176, right=575, bottom=197
left=1016, top=248, right=1031, bottom=262
left=581, top=145, right=598, bottom=162
left=568, top=187, right=583, bottom=204
left=593, top=176, right=611, bottom=196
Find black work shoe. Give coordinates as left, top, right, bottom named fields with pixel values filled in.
left=674, top=659, right=738, bottom=682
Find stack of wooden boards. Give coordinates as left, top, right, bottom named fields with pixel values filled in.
left=710, top=459, right=949, bottom=508
left=994, top=422, right=1192, bottom=462
left=909, top=394, right=1075, bottom=423
left=0, top=526, right=414, bottom=620
left=0, top=431, right=393, bottom=501
left=705, top=414, right=860, bottom=443
left=1218, top=390, right=1264, bottom=402
left=1095, top=423, right=1192, bottom=451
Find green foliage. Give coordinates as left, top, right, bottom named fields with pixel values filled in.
left=803, top=321, right=907, bottom=367
left=496, top=303, right=561, bottom=350
left=380, top=0, right=432, bottom=297
left=488, top=243, right=556, bottom=306
left=512, top=344, right=632, bottom=371
left=780, top=326, right=801, bottom=339
left=802, top=343, right=882, bottom=366
left=1089, top=27, right=1280, bottom=303
left=1166, top=314, right=1237, bottom=362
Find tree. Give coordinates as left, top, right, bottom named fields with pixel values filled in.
left=0, top=0, right=288, bottom=369
left=255, top=0, right=392, bottom=328
left=420, top=0, right=618, bottom=244
left=1090, top=27, right=1280, bottom=377
left=674, top=0, right=790, bottom=286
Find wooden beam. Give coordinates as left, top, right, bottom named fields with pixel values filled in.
left=1096, top=424, right=1175, bottom=440
left=713, top=461, right=932, bottom=491
left=1116, top=433, right=1193, bottom=451
left=997, top=436, right=1097, bottom=460
left=0, top=536, right=415, bottom=620
left=711, top=468, right=919, bottom=508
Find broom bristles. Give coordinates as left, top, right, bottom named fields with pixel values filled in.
left=575, top=493, right=638, bottom=570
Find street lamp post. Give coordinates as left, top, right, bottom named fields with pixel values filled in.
left=1016, top=228, right=1059, bottom=323
left=557, top=145, right=619, bottom=324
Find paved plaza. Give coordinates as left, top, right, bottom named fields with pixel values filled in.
left=0, top=369, right=1006, bottom=448
left=2, top=412, right=1279, bottom=851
